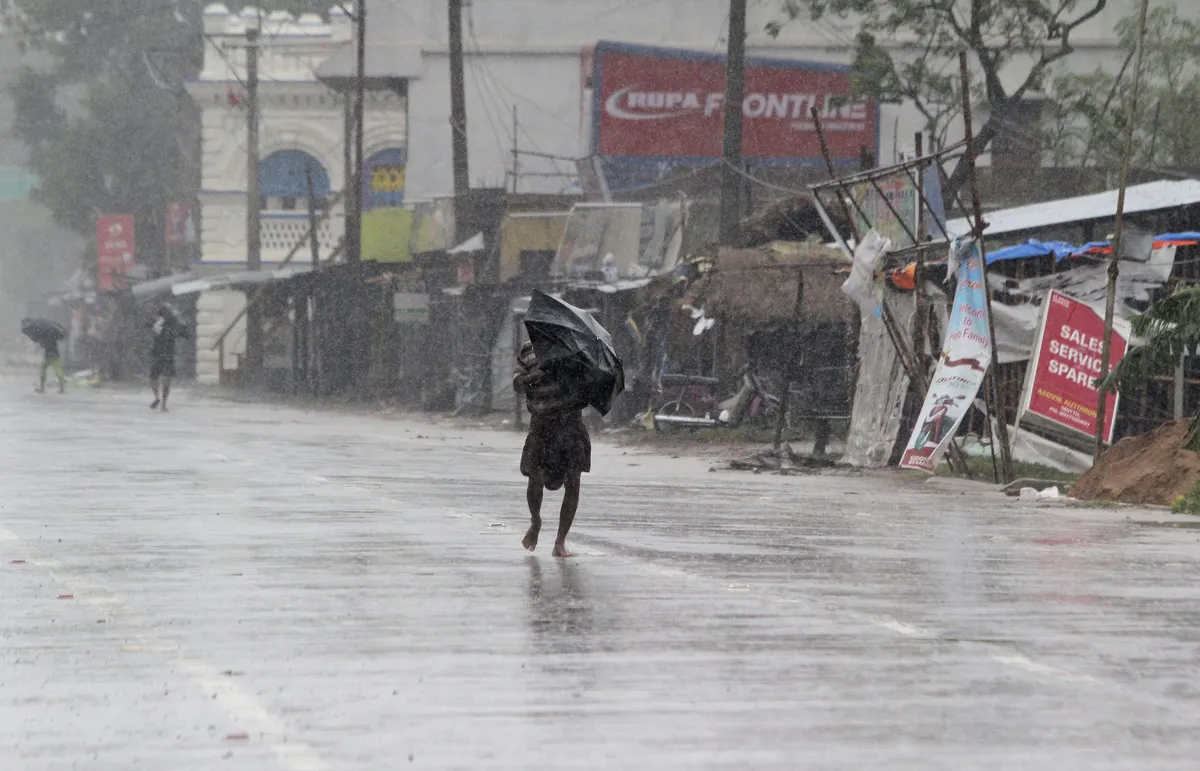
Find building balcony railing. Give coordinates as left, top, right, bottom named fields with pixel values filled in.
left=261, top=210, right=344, bottom=261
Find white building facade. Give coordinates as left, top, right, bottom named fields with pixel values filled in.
left=186, top=4, right=407, bottom=383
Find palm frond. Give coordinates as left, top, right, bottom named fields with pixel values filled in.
left=1099, top=287, right=1200, bottom=393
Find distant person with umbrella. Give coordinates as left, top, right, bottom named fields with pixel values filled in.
left=149, top=304, right=189, bottom=412
left=514, top=291, right=624, bottom=557
left=21, top=317, right=67, bottom=394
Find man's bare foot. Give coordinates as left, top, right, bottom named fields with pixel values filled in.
left=551, top=543, right=575, bottom=558
left=522, top=524, right=541, bottom=551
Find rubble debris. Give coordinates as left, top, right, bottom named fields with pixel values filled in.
left=728, top=444, right=842, bottom=475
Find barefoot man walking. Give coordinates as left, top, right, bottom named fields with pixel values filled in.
left=513, top=340, right=590, bottom=558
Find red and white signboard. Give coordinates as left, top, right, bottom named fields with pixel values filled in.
left=1018, top=290, right=1131, bottom=444
left=591, top=41, right=876, bottom=162
left=96, top=214, right=135, bottom=292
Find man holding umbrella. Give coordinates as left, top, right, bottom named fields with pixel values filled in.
left=21, top=317, right=67, bottom=394
left=514, top=291, right=624, bottom=558
left=149, top=304, right=188, bottom=412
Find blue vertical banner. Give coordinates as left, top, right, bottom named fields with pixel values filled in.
left=900, top=238, right=992, bottom=471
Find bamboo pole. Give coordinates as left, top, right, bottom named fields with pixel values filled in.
left=1095, top=0, right=1151, bottom=461
left=958, top=52, right=1014, bottom=484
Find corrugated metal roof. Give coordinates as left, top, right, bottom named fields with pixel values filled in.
left=946, top=179, right=1200, bottom=238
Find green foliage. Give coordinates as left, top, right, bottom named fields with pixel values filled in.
left=1170, top=481, right=1200, bottom=515
left=1047, top=2, right=1200, bottom=179
left=1099, top=286, right=1200, bottom=453
left=767, top=0, right=1108, bottom=198
left=1099, top=287, right=1200, bottom=395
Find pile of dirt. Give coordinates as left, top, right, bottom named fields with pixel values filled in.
left=1072, top=421, right=1200, bottom=505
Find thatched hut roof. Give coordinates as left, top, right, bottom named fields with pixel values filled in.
left=683, top=241, right=855, bottom=325
left=734, top=194, right=847, bottom=248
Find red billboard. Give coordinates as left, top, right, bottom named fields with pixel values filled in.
left=1019, top=290, right=1130, bottom=444
left=96, top=214, right=135, bottom=292
left=591, top=41, right=876, bottom=163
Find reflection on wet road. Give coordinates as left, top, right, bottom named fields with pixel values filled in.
left=2, top=380, right=1199, bottom=769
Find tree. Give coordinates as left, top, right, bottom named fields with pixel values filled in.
left=767, top=0, right=1108, bottom=201
left=1046, top=2, right=1200, bottom=182
left=4, top=0, right=329, bottom=275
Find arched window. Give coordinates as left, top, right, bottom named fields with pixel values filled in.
left=364, top=148, right=406, bottom=210
left=259, top=150, right=331, bottom=210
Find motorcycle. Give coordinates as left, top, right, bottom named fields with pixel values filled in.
left=653, top=365, right=792, bottom=432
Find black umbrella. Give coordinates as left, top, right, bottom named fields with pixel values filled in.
left=155, top=303, right=188, bottom=335
left=524, top=290, right=625, bottom=415
left=21, top=317, right=66, bottom=347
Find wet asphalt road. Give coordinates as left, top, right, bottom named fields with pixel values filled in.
left=2, top=379, right=1200, bottom=770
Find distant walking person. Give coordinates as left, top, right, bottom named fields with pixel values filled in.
left=513, top=341, right=590, bottom=558
left=21, top=317, right=67, bottom=394
left=149, top=306, right=188, bottom=412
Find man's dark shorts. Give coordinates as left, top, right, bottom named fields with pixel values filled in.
left=150, top=356, right=176, bottom=380
left=521, top=410, right=591, bottom=491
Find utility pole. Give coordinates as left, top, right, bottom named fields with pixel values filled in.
left=1096, top=0, right=1151, bottom=461
left=511, top=105, right=519, bottom=194
left=346, top=0, right=366, bottom=263
left=343, top=90, right=352, bottom=243
left=448, top=0, right=469, bottom=243
left=718, top=0, right=747, bottom=245
left=244, top=24, right=263, bottom=378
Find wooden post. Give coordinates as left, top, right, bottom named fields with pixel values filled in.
left=513, top=311, right=524, bottom=431
left=773, top=268, right=803, bottom=453
left=959, top=51, right=1014, bottom=484
left=912, top=132, right=928, bottom=374
left=348, top=0, right=366, bottom=262
left=511, top=105, right=519, bottom=194
left=718, top=0, right=747, bottom=244
left=449, top=0, right=470, bottom=242
left=244, top=25, right=263, bottom=379
left=1096, top=0, right=1151, bottom=460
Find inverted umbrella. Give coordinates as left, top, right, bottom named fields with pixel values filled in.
left=21, top=317, right=66, bottom=347
left=523, top=290, right=625, bottom=416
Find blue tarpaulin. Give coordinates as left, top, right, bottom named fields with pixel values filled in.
left=985, top=240, right=1078, bottom=264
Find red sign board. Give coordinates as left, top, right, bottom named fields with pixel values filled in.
left=96, top=214, right=135, bottom=292
left=1021, top=290, right=1129, bottom=444
left=591, top=41, right=876, bottom=162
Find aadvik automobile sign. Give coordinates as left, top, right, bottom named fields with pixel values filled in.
left=592, top=41, right=876, bottom=163
left=1017, top=290, right=1131, bottom=446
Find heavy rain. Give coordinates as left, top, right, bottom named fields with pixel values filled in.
left=3, top=0, right=1200, bottom=768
